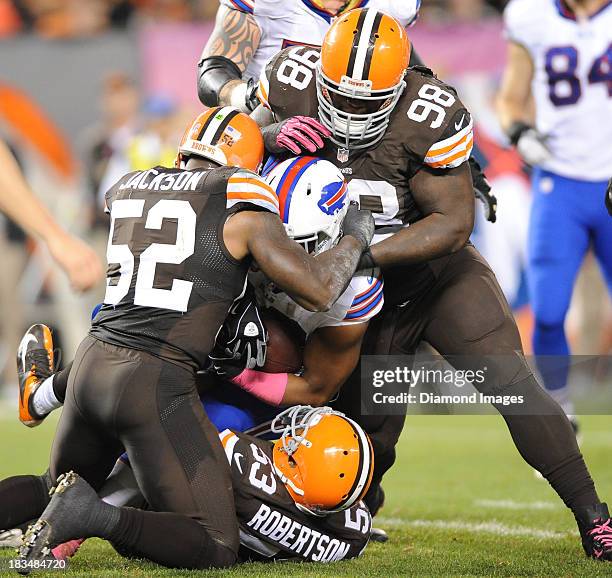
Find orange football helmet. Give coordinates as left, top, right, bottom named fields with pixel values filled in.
left=176, top=106, right=264, bottom=172
left=271, top=406, right=374, bottom=515
left=316, top=8, right=411, bottom=149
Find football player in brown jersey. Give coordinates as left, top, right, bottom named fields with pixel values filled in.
left=3, top=107, right=375, bottom=571
left=253, top=8, right=612, bottom=561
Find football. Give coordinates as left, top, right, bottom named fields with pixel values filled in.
left=260, top=308, right=305, bottom=374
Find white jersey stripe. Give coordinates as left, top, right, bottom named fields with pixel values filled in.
left=227, top=197, right=280, bottom=214
left=227, top=182, right=280, bottom=209
left=426, top=118, right=474, bottom=154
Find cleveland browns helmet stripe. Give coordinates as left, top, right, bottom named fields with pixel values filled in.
left=197, top=106, right=241, bottom=145
left=346, top=8, right=384, bottom=81
left=335, top=415, right=373, bottom=512
left=177, top=106, right=264, bottom=172
left=317, top=8, right=411, bottom=149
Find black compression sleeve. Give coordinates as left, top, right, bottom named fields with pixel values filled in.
left=197, top=56, right=242, bottom=107
left=52, top=360, right=72, bottom=403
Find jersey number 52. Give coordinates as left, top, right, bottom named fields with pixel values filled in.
left=104, top=199, right=196, bottom=312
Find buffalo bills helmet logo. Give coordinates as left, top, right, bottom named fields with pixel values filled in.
left=318, top=181, right=347, bottom=216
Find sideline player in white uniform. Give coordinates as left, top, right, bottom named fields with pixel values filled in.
left=497, top=0, right=612, bottom=420
left=197, top=0, right=420, bottom=113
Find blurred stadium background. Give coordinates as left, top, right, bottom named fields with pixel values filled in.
left=1, top=2, right=611, bottom=574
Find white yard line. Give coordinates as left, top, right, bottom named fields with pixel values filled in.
left=474, top=499, right=560, bottom=511
left=376, top=517, right=577, bottom=540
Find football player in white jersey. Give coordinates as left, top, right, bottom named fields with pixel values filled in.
left=205, top=155, right=384, bottom=414
left=197, top=0, right=420, bottom=113
left=497, top=0, right=612, bottom=422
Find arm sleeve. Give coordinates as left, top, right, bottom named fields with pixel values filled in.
left=423, top=111, right=474, bottom=170
left=384, top=0, right=421, bottom=27
left=226, top=169, right=280, bottom=215
left=503, top=0, right=538, bottom=51
left=340, top=274, right=384, bottom=325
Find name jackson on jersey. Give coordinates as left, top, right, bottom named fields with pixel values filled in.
left=220, top=429, right=372, bottom=562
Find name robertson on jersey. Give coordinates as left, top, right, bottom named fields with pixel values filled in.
left=246, top=503, right=351, bottom=562
left=119, top=168, right=206, bottom=192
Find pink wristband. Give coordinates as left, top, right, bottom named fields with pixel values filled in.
left=231, top=368, right=288, bottom=406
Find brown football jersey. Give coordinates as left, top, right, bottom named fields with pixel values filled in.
left=258, top=46, right=474, bottom=302
left=91, top=165, right=280, bottom=369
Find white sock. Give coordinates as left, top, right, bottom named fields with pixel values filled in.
left=32, top=375, right=61, bottom=417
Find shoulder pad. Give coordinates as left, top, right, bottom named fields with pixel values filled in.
left=259, top=46, right=320, bottom=121
left=503, top=0, right=540, bottom=49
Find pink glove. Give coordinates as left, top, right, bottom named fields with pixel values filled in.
left=262, top=116, right=331, bottom=155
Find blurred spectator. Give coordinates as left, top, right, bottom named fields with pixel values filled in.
left=422, top=0, right=502, bottom=24
left=79, top=73, right=140, bottom=229
left=0, top=0, right=22, bottom=36
left=97, top=93, right=180, bottom=204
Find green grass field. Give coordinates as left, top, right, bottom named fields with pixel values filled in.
left=1, top=410, right=611, bottom=577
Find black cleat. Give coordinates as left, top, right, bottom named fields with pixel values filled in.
left=18, top=472, right=97, bottom=572
left=575, top=502, right=612, bottom=561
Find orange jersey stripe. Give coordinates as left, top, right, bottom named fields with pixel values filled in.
left=258, top=80, right=269, bottom=105
left=229, top=177, right=278, bottom=198
left=219, top=429, right=234, bottom=448
left=427, top=131, right=471, bottom=158
left=227, top=191, right=280, bottom=208
left=427, top=136, right=473, bottom=168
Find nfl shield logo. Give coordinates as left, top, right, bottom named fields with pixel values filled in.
left=337, top=148, right=350, bottom=163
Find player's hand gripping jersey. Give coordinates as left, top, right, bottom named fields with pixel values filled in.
left=92, top=164, right=279, bottom=370
left=220, top=0, right=421, bottom=82
left=504, top=0, right=612, bottom=181
left=219, top=428, right=372, bottom=562
left=258, top=45, right=473, bottom=302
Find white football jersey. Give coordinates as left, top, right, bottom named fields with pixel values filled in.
left=504, top=0, right=612, bottom=181
left=250, top=270, right=384, bottom=335
left=220, top=0, right=421, bottom=82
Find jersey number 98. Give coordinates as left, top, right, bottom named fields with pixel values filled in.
left=276, top=48, right=319, bottom=91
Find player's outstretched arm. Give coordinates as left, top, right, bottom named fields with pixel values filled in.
left=496, top=42, right=551, bottom=166
left=367, top=163, right=474, bottom=269
left=280, top=323, right=367, bottom=406
left=0, top=139, right=103, bottom=292
left=496, top=42, right=535, bottom=132
left=198, top=4, right=262, bottom=112
left=225, top=206, right=374, bottom=312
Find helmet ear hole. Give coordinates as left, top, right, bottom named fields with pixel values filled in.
left=343, top=450, right=349, bottom=455
left=339, top=473, right=345, bottom=478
